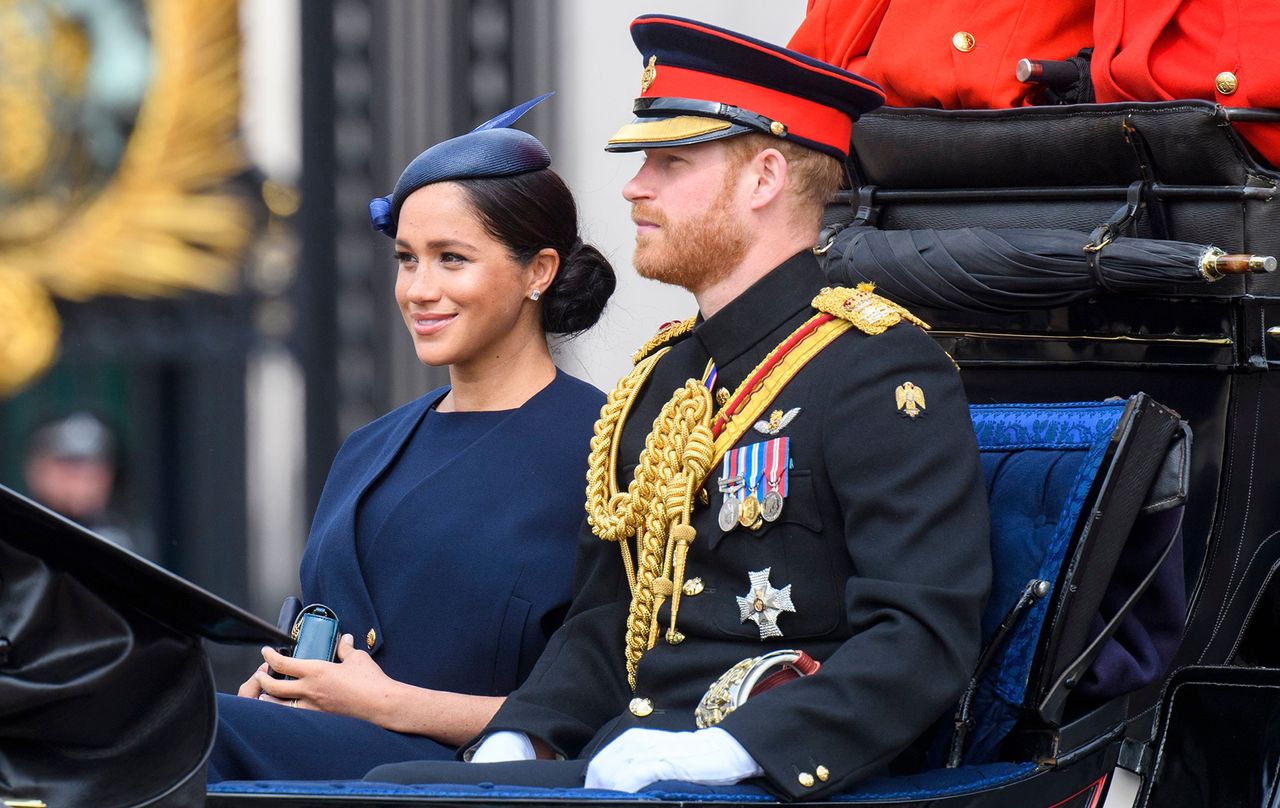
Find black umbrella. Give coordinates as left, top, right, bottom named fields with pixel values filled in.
left=820, top=224, right=1276, bottom=313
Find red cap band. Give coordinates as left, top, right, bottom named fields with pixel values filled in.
left=643, top=65, right=853, bottom=157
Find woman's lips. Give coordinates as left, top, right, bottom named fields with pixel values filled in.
left=410, top=312, right=457, bottom=336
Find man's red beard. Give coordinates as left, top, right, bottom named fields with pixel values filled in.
left=631, top=188, right=751, bottom=294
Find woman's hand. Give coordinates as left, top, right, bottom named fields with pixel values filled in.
left=251, top=634, right=403, bottom=726
left=249, top=634, right=506, bottom=744
left=237, top=662, right=270, bottom=699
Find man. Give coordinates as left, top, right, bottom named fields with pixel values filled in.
left=370, top=15, right=990, bottom=799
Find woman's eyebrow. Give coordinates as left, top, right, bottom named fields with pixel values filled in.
left=395, top=238, right=479, bottom=251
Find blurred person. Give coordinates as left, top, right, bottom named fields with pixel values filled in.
left=207, top=95, right=617, bottom=782
left=24, top=410, right=135, bottom=551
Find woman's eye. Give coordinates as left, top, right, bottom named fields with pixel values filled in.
left=394, top=251, right=416, bottom=265
left=439, top=252, right=468, bottom=265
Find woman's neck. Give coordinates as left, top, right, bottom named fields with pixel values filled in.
left=438, top=335, right=557, bottom=413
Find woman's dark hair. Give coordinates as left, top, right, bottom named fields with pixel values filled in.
left=455, top=169, right=616, bottom=335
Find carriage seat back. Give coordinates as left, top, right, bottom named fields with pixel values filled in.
left=953, top=395, right=1187, bottom=766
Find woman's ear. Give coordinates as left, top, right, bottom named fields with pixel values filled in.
left=528, top=247, right=560, bottom=298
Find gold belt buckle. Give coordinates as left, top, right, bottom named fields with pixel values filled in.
left=694, top=649, right=812, bottom=728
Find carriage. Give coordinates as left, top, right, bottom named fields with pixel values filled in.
left=3, top=99, right=1278, bottom=808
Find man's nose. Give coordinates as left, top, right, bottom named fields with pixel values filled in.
left=622, top=164, right=654, bottom=203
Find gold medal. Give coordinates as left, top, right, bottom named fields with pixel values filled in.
left=739, top=494, right=761, bottom=527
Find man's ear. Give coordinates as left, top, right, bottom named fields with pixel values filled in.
left=747, top=148, right=788, bottom=211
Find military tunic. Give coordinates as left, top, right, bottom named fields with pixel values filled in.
left=481, top=253, right=992, bottom=800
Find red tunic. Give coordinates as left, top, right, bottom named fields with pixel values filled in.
left=1091, top=0, right=1280, bottom=167
left=788, top=0, right=1093, bottom=109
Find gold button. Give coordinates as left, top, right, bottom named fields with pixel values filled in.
left=629, top=697, right=654, bottom=717
left=952, top=31, right=976, bottom=52
left=716, top=388, right=731, bottom=407
left=816, top=765, right=830, bottom=782
left=366, top=628, right=376, bottom=649
left=769, top=120, right=787, bottom=137
left=683, top=577, right=704, bottom=596
left=1216, top=71, right=1238, bottom=95
left=798, top=772, right=815, bottom=788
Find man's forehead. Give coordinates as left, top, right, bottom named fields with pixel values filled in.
left=640, top=140, right=729, bottom=161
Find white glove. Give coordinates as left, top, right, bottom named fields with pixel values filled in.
left=468, top=730, right=536, bottom=763
left=584, top=727, right=763, bottom=792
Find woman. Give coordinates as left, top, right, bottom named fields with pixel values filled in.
left=208, top=95, right=616, bottom=781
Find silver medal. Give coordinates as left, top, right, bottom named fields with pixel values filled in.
left=761, top=489, right=784, bottom=522
left=718, top=495, right=742, bottom=532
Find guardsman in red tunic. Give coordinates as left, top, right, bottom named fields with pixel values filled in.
left=1091, top=0, right=1280, bottom=167
left=787, top=0, right=1093, bottom=109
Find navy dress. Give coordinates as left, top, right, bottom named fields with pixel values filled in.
left=208, top=371, right=602, bottom=781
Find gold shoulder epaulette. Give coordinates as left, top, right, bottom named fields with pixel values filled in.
left=631, top=316, right=697, bottom=364
left=811, top=283, right=929, bottom=335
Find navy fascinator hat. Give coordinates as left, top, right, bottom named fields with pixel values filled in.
left=369, top=92, right=554, bottom=237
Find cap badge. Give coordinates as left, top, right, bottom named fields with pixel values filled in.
left=736, top=568, right=795, bottom=639
left=895, top=382, right=926, bottom=418
left=640, top=55, right=658, bottom=93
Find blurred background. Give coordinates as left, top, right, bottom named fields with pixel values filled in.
left=0, top=0, right=802, bottom=689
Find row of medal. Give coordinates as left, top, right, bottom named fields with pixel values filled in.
left=717, top=437, right=791, bottom=532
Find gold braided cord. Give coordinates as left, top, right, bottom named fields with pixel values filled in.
left=586, top=365, right=714, bottom=689
left=588, top=311, right=866, bottom=691
left=630, top=316, right=696, bottom=365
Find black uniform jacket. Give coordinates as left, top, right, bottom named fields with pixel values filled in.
left=485, top=253, right=992, bottom=800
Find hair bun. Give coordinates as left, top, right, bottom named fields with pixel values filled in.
left=542, top=239, right=616, bottom=335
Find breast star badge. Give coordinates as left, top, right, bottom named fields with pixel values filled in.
left=736, top=568, right=795, bottom=639
left=753, top=407, right=800, bottom=435
left=895, top=382, right=926, bottom=418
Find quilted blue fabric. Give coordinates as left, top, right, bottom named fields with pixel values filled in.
left=960, top=401, right=1126, bottom=764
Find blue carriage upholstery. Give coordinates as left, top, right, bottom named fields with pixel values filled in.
left=952, top=398, right=1184, bottom=766
left=208, top=397, right=1185, bottom=804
